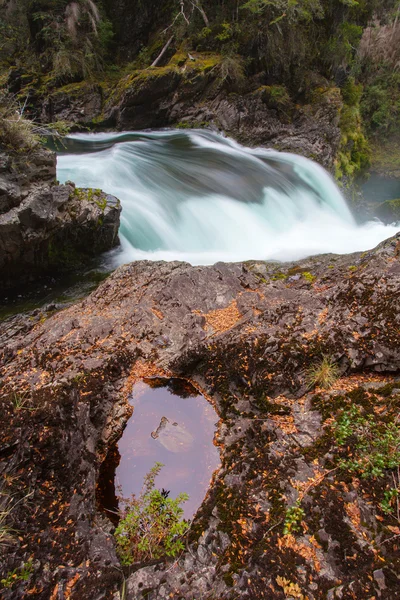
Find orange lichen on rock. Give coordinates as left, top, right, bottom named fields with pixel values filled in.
left=278, top=534, right=321, bottom=572
left=200, top=300, right=242, bottom=334
left=151, top=307, right=164, bottom=320
left=122, top=361, right=171, bottom=399
left=65, top=573, right=80, bottom=599
left=270, top=414, right=297, bottom=434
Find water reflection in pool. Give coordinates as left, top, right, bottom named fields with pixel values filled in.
left=99, top=378, right=220, bottom=521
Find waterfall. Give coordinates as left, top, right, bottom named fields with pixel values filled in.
left=57, top=129, right=400, bottom=266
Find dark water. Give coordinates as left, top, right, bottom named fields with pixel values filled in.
left=0, top=266, right=111, bottom=321
left=98, top=378, right=220, bottom=521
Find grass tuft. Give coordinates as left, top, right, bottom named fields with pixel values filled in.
left=307, top=355, right=339, bottom=390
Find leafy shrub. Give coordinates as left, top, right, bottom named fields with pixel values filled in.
left=361, top=71, right=400, bottom=134
left=333, top=405, right=400, bottom=478
left=114, top=462, right=189, bottom=565
left=307, top=355, right=339, bottom=390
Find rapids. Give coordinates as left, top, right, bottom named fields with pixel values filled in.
left=57, top=130, right=400, bottom=266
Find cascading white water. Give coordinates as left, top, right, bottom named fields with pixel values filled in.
left=57, top=130, right=400, bottom=266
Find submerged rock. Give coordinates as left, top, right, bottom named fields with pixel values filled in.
left=0, top=147, right=121, bottom=291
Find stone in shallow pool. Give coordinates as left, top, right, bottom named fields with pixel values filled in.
left=151, top=416, right=194, bottom=453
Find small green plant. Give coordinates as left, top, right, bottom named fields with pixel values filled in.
left=380, top=485, right=399, bottom=517
left=283, top=501, right=305, bottom=535
left=333, top=406, right=400, bottom=479
left=114, top=462, right=189, bottom=565
left=11, top=392, right=32, bottom=412
left=307, top=355, right=339, bottom=390
left=1, top=559, right=33, bottom=589
left=216, top=22, right=233, bottom=42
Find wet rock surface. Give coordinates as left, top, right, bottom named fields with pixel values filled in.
left=1, top=233, right=400, bottom=598
left=0, top=147, right=121, bottom=291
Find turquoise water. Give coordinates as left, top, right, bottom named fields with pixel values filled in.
left=57, top=129, right=400, bottom=265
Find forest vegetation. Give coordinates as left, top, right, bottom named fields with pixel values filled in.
left=0, top=0, right=399, bottom=142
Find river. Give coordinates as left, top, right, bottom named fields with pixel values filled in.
left=57, top=129, right=400, bottom=266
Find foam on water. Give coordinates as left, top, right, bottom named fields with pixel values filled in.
left=57, top=129, right=400, bottom=266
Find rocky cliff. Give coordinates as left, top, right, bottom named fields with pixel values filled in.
left=1, top=233, right=399, bottom=599
left=0, top=145, right=121, bottom=291
left=40, top=54, right=343, bottom=171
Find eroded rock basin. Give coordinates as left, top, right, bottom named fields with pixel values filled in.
left=99, top=378, right=220, bottom=520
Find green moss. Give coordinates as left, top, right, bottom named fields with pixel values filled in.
left=372, top=382, right=400, bottom=398
left=302, top=272, right=316, bottom=284
left=311, top=86, right=342, bottom=107
left=257, top=85, right=291, bottom=110
left=176, top=120, right=210, bottom=129
left=335, top=78, right=370, bottom=181
left=271, top=272, right=287, bottom=281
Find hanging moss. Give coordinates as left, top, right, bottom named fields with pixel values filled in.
left=335, top=78, right=371, bottom=180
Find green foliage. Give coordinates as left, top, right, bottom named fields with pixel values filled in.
left=307, top=355, right=339, bottom=390
left=333, top=405, right=400, bottom=478
left=1, top=0, right=113, bottom=81
left=114, top=462, right=189, bottom=565
left=302, top=271, right=316, bottom=283
left=342, top=77, right=362, bottom=107
left=241, top=0, right=324, bottom=23
left=361, top=71, right=400, bottom=134
left=216, top=22, right=233, bottom=42
left=323, top=21, right=363, bottom=72
left=283, top=501, right=305, bottom=535
left=1, top=560, right=33, bottom=589
left=380, top=486, right=399, bottom=515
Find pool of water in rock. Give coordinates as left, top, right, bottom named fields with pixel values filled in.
left=99, top=378, right=220, bottom=521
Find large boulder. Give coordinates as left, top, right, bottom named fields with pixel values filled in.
left=0, top=146, right=121, bottom=291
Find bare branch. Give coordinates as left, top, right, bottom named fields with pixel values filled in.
left=151, top=35, right=174, bottom=67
